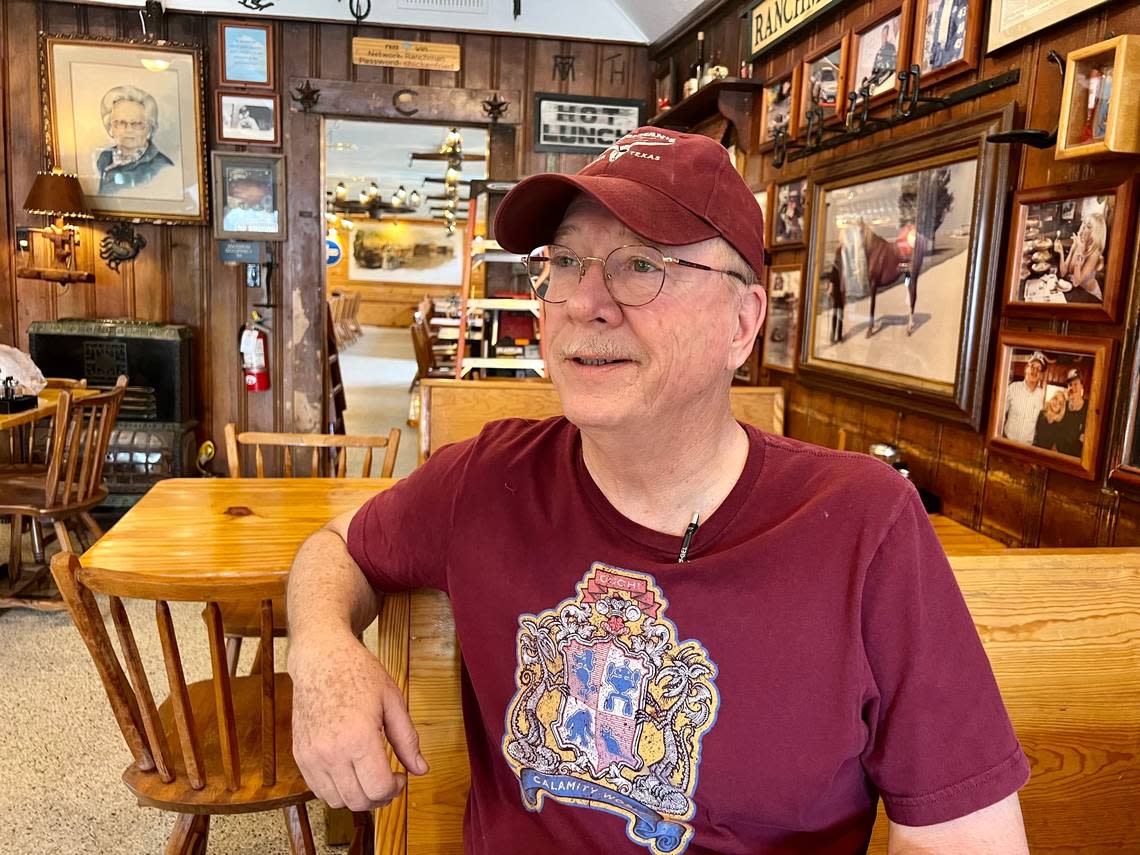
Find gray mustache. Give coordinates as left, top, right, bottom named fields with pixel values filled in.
left=558, top=341, right=636, bottom=361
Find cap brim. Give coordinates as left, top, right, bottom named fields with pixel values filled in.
left=493, top=173, right=718, bottom=253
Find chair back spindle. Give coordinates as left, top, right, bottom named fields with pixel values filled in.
left=224, top=424, right=400, bottom=478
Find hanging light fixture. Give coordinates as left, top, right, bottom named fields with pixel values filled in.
left=358, top=189, right=370, bottom=204
left=335, top=181, right=347, bottom=201
left=408, top=188, right=421, bottom=207
left=368, top=181, right=380, bottom=199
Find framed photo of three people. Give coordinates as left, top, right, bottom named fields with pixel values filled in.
left=44, top=35, right=207, bottom=223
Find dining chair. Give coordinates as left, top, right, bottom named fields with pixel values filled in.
left=408, top=318, right=451, bottom=394
left=218, top=423, right=401, bottom=674
left=0, top=376, right=125, bottom=592
left=49, top=551, right=374, bottom=855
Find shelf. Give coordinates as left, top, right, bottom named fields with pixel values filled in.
left=458, top=357, right=545, bottom=378
left=648, top=77, right=765, bottom=145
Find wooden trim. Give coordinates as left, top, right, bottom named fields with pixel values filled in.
left=287, top=78, right=523, bottom=126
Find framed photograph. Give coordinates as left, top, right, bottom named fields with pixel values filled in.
left=758, top=68, right=800, bottom=148
left=1056, top=36, right=1140, bottom=161
left=798, top=36, right=849, bottom=130
left=913, top=0, right=982, bottom=87
left=986, top=0, right=1112, bottom=54
left=988, top=331, right=1113, bottom=481
left=213, top=152, right=286, bottom=241
left=43, top=35, right=206, bottom=223
left=762, top=264, right=803, bottom=373
left=218, top=20, right=274, bottom=89
left=1004, top=176, right=1136, bottom=322
left=753, top=185, right=770, bottom=235
left=348, top=219, right=465, bottom=285
left=216, top=91, right=280, bottom=145
left=799, top=106, right=1013, bottom=428
left=771, top=177, right=808, bottom=248
left=848, top=3, right=914, bottom=107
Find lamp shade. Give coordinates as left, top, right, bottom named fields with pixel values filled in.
left=23, top=170, right=92, bottom=219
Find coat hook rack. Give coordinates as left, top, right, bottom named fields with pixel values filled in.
left=774, top=67, right=1021, bottom=166
left=987, top=50, right=1065, bottom=148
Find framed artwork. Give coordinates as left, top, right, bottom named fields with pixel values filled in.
left=1110, top=318, right=1140, bottom=490
left=771, top=177, right=808, bottom=248
left=218, top=20, right=274, bottom=89
left=798, top=36, right=849, bottom=130
left=848, top=2, right=914, bottom=107
left=758, top=68, right=800, bottom=148
left=988, top=331, right=1113, bottom=481
left=753, top=185, right=770, bottom=238
left=213, top=152, right=286, bottom=241
left=1004, top=176, right=1136, bottom=323
left=43, top=35, right=206, bottom=223
left=912, top=0, right=982, bottom=87
left=348, top=219, right=465, bottom=285
left=762, top=264, right=802, bottom=373
left=799, top=106, right=1014, bottom=428
left=216, top=91, right=280, bottom=145
left=986, top=0, right=1112, bottom=54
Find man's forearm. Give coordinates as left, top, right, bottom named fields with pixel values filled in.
left=287, top=528, right=381, bottom=646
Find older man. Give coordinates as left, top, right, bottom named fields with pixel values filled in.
left=96, top=85, right=173, bottom=193
left=1002, top=350, right=1047, bottom=445
left=287, top=128, right=1029, bottom=854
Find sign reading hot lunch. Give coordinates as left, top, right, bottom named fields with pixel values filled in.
left=746, top=0, right=846, bottom=60
left=533, top=93, right=645, bottom=155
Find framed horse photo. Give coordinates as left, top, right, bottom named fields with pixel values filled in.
left=798, top=106, right=1013, bottom=428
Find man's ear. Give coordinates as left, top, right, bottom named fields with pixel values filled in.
left=730, top=284, right=766, bottom=371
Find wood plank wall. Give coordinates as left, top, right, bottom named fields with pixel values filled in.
left=653, top=1, right=1140, bottom=548
left=0, top=0, right=651, bottom=469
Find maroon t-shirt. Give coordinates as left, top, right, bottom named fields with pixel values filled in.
left=348, top=418, right=1028, bottom=854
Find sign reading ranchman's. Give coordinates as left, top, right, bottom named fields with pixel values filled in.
left=746, top=0, right=846, bottom=60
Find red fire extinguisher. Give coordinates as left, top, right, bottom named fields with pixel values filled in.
left=240, top=313, right=270, bottom=392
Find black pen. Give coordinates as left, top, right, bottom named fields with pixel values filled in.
left=677, top=512, right=700, bottom=563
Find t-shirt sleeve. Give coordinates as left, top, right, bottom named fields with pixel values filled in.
left=346, top=438, right=473, bottom=593
left=859, top=490, right=1030, bottom=826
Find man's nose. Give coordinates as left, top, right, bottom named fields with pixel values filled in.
left=564, top=255, right=622, bottom=323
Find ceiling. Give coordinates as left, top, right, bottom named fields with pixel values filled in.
left=73, top=0, right=708, bottom=43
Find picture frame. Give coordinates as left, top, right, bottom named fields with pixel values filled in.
left=1109, top=279, right=1140, bottom=490
left=762, top=263, right=803, bottom=374
left=912, top=0, right=982, bottom=88
left=348, top=218, right=465, bottom=285
left=1003, top=175, right=1137, bottom=323
left=798, top=106, right=1013, bottom=429
left=987, top=330, right=1113, bottom=482
left=43, top=34, right=207, bottom=224
left=771, top=177, right=808, bottom=248
left=216, top=90, right=281, bottom=146
left=753, top=184, right=770, bottom=237
left=533, top=93, right=646, bottom=155
left=797, top=35, right=850, bottom=131
left=1056, top=36, right=1140, bottom=160
left=758, top=67, right=800, bottom=149
left=218, top=20, right=274, bottom=89
left=847, top=2, right=914, bottom=109
left=212, top=151, right=286, bottom=241
left=986, top=0, right=1112, bottom=54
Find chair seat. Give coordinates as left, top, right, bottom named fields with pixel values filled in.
left=0, top=474, right=105, bottom=517
left=124, top=673, right=311, bottom=814
left=215, top=596, right=288, bottom=638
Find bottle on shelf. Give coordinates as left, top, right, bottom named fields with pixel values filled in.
left=702, top=50, right=728, bottom=88
left=683, top=31, right=706, bottom=99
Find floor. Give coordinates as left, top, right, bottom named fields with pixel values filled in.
left=0, top=325, right=416, bottom=853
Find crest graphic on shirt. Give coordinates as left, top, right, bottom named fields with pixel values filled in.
left=502, top=563, right=719, bottom=855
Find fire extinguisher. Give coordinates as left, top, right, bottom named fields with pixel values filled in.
left=239, top=312, right=270, bottom=392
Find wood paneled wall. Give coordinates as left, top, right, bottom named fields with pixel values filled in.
left=653, top=1, right=1140, bottom=548
left=0, top=1, right=651, bottom=468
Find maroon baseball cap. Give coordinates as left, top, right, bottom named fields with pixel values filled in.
left=493, top=126, right=765, bottom=280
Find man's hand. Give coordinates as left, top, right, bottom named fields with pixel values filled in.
left=290, top=630, right=429, bottom=811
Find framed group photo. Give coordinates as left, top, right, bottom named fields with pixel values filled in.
left=1004, top=175, right=1137, bottom=322
left=912, top=0, right=982, bottom=87
left=771, top=177, right=808, bottom=248
left=762, top=264, right=803, bottom=373
left=848, top=2, right=914, bottom=107
left=43, top=35, right=207, bottom=223
left=798, top=107, right=1014, bottom=428
left=213, top=152, right=286, bottom=241
left=988, top=331, right=1113, bottom=481
left=216, top=91, right=281, bottom=145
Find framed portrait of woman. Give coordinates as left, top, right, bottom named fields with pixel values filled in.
left=1003, top=176, right=1137, bottom=323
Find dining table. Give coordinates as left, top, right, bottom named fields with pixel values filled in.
left=0, top=387, right=100, bottom=433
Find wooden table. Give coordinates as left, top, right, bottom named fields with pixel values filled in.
left=0, top=387, right=99, bottom=432
left=928, top=513, right=1008, bottom=554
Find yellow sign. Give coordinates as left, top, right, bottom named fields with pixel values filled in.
left=747, top=0, right=844, bottom=60
left=352, top=38, right=461, bottom=72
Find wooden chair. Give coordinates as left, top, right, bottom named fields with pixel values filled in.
left=49, top=551, right=374, bottom=855
left=218, top=423, right=401, bottom=675
left=416, top=378, right=785, bottom=463
left=0, top=376, right=125, bottom=600
left=408, top=318, right=451, bottom=394
left=44, top=377, right=88, bottom=389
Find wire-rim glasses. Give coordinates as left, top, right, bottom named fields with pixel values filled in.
left=523, top=243, right=746, bottom=307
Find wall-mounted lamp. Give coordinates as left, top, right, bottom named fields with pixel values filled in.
left=17, top=168, right=96, bottom=283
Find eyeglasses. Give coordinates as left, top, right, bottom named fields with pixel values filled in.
left=524, top=243, right=747, bottom=307
left=110, top=120, right=148, bottom=131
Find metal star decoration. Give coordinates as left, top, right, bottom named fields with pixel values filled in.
left=291, top=80, right=321, bottom=112
left=482, top=92, right=509, bottom=122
